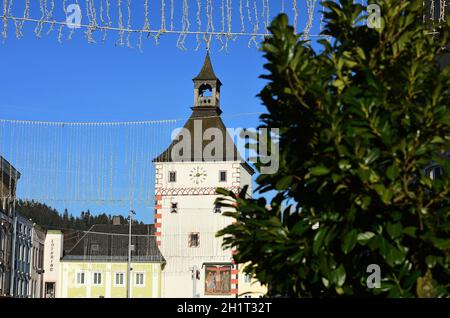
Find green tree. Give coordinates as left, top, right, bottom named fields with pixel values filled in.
left=217, top=0, right=449, bottom=297
left=62, top=208, right=70, bottom=228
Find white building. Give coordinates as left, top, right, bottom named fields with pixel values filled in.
left=153, top=54, right=260, bottom=298
left=43, top=230, right=63, bottom=298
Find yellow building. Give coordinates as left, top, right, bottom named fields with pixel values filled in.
left=238, top=263, right=268, bottom=298
left=59, top=223, right=165, bottom=298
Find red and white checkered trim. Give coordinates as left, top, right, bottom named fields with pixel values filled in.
left=154, top=194, right=163, bottom=246
left=231, top=267, right=239, bottom=295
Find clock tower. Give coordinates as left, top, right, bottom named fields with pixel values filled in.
left=153, top=53, right=254, bottom=298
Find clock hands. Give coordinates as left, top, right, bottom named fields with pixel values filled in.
left=190, top=167, right=206, bottom=184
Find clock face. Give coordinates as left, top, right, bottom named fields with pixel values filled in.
left=189, top=166, right=207, bottom=184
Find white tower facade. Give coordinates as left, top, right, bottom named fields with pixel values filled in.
left=153, top=54, right=254, bottom=298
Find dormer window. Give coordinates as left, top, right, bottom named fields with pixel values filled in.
left=169, top=171, right=176, bottom=183
left=213, top=205, right=221, bottom=214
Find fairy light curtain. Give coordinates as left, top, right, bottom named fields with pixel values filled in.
left=1, top=0, right=328, bottom=50
left=0, top=112, right=259, bottom=210
left=0, top=118, right=180, bottom=209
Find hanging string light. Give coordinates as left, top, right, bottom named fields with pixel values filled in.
left=176, top=0, right=189, bottom=50
left=196, top=0, right=202, bottom=50
left=239, top=0, right=244, bottom=33
left=126, top=0, right=132, bottom=47
left=170, top=0, right=174, bottom=31
left=204, top=0, right=214, bottom=50
left=439, top=0, right=447, bottom=22
left=293, top=0, right=298, bottom=34
left=304, top=0, right=317, bottom=40
left=430, top=0, right=435, bottom=21
left=1, top=0, right=329, bottom=50
left=45, top=0, right=56, bottom=35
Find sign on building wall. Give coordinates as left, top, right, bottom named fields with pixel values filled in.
left=49, top=239, right=55, bottom=272
left=204, top=265, right=231, bottom=295
left=43, top=231, right=63, bottom=298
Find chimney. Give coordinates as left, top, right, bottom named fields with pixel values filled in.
left=112, top=216, right=121, bottom=226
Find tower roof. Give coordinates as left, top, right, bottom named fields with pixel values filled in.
left=154, top=54, right=254, bottom=174
left=193, top=52, right=221, bottom=84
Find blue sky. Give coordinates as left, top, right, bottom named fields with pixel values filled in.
left=0, top=1, right=326, bottom=223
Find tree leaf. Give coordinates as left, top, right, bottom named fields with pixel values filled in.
left=357, top=232, right=375, bottom=245
left=387, top=222, right=402, bottom=240
left=275, top=175, right=293, bottom=190
left=342, top=229, right=358, bottom=254
left=313, top=227, right=328, bottom=254
left=310, top=166, right=330, bottom=176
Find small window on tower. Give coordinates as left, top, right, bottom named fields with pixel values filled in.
left=169, top=171, right=176, bottom=182
left=188, top=233, right=200, bottom=247
left=171, top=202, right=178, bottom=213
left=219, top=171, right=227, bottom=182
left=213, top=205, right=221, bottom=214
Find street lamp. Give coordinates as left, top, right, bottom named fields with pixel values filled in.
left=126, top=210, right=136, bottom=299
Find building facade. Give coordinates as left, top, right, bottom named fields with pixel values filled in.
left=238, top=265, right=267, bottom=298
left=59, top=223, right=164, bottom=298
left=43, top=230, right=64, bottom=298
left=154, top=54, right=266, bottom=298
left=30, top=224, right=45, bottom=298
left=11, top=213, right=33, bottom=298
left=0, top=156, right=20, bottom=297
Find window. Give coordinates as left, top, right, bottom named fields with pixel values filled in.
left=135, top=272, right=145, bottom=286
left=76, top=272, right=85, bottom=285
left=115, top=272, right=124, bottom=286
left=171, top=202, right=178, bottom=213
left=188, top=233, right=200, bottom=247
left=93, top=272, right=102, bottom=285
left=213, top=205, right=221, bottom=214
left=169, top=171, right=176, bottom=182
left=244, top=274, right=251, bottom=284
left=219, top=171, right=227, bottom=182
left=244, top=295, right=252, bottom=298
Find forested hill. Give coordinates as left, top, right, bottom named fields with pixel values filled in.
left=15, top=200, right=141, bottom=231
